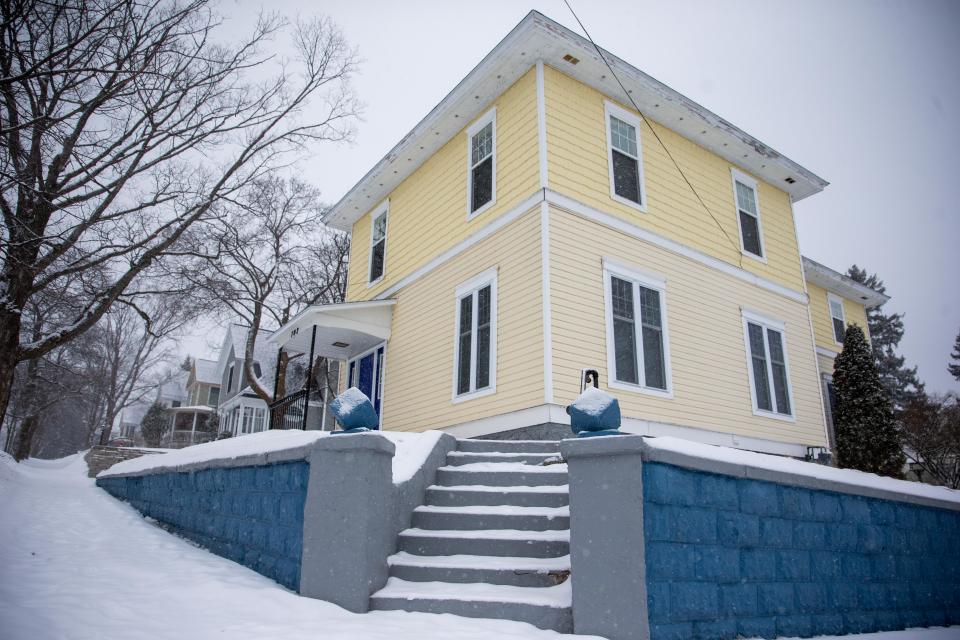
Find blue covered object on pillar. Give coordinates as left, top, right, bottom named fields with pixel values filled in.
left=566, top=387, right=622, bottom=437
left=330, top=387, right=379, bottom=433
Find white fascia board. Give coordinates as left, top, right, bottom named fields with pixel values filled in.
left=801, top=256, right=888, bottom=308
left=324, top=11, right=827, bottom=232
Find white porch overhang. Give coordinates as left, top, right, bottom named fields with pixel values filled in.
left=269, top=300, right=396, bottom=360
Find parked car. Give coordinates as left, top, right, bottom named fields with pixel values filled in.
left=107, top=437, right=134, bottom=448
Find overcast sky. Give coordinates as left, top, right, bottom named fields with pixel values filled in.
left=192, top=0, right=959, bottom=394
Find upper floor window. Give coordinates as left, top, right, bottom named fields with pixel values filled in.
left=467, top=108, right=496, bottom=217
left=208, top=386, right=220, bottom=407
left=742, top=310, right=793, bottom=419
left=227, top=363, right=234, bottom=393
left=453, top=268, right=497, bottom=401
left=732, top=169, right=765, bottom=260
left=369, top=202, right=388, bottom=284
left=603, top=260, right=671, bottom=395
left=828, top=293, right=846, bottom=344
left=604, top=102, right=647, bottom=210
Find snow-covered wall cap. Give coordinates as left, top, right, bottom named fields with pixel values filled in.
left=642, top=436, right=960, bottom=512
left=98, top=430, right=443, bottom=486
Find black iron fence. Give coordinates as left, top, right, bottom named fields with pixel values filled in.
left=269, top=389, right=309, bottom=430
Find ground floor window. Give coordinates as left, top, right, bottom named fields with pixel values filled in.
left=603, top=260, right=671, bottom=395
left=453, top=268, right=497, bottom=400
left=742, top=310, right=793, bottom=418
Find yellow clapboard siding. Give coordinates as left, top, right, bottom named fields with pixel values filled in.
left=807, top=282, right=871, bottom=354
left=548, top=206, right=827, bottom=447
left=379, top=209, right=544, bottom=432
left=817, top=351, right=837, bottom=378
left=543, top=64, right=805, bottom=294
left=346, top=67, right=539, bottom=303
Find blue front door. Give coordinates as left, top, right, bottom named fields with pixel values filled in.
left=348, top=344, right=384, bottom=427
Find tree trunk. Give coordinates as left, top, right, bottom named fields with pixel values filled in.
left=0, top=309, right=23, bottom=441
left=11, top=356, right=42, bottom=461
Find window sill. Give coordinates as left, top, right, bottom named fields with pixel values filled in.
left=466, top=198, right=496, bottom=222
left=751, top=408, right=796, bottom=423
left=741, top=249, right=767, bottom=265
left=452, top=385, right=496, bottom=404
left=610, top=192, right=648, bottom=214
left=608, top=379, right=672, bottom=399
left=367, top=275, right=385, bottom=289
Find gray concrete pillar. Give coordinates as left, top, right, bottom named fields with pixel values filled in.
left=299, top=433, right=396, bottom=612
left=560, top=435, right=649, bottom=640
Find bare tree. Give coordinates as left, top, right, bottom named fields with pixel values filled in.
left=901, top=394, right=960, bottom=489
left=92, top=298, right=194, bottom=447
left=0, top=0, right=360, bottom=432
left=183, top=174, right=349, bottom=403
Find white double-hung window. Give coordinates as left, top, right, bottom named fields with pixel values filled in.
left=453, top=268, right=497, bottom=401
left=827, top=293, right=846, bottom=344
left=467, top=108, right=496, bottom=217
left=742, top=310, right=794, bottom=419
left=732, top=169, right=765, bottom=259
left=368, top=202, right=388, bottom=284
left=603, top=260, right=671, bottom=395
left=605, top=102, right=647, bottom=210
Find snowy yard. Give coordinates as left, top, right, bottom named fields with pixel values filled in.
left=0, top=451, right=957, bottom=640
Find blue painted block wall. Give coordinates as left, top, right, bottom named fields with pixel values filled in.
left=643, top=462, right=960, bottom=640
left=97, top=462, right=308, bottom=591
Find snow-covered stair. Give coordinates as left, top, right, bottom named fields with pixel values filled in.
left=370, top=439, right=572, bottom=633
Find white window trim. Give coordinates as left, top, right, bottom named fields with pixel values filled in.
left=602, top=258, right=672, bottom=398
left=741, top=308, right=795, bottom=422
left=731, top=168, right=767, bottom=263
left=452, top=267, right=498, bottom=403
left=604, top=101, right=648, bottom=213
left=466, top=107, right=497, bottom=220
left=827, top=292, right=847, bottom=346
left=367, top=200, right=389, bottom=287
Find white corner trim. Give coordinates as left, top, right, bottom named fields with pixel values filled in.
left=730, top=167, right=767, bottom=263
left=466, top=106, right=497, bottom=221
left=375, top=191, right=543, bottom=300
left=545, top=189, right=808, bottom=304
left=540, top=201, right=554, bottom=404
left=603, top=100, right=648, bottom=213
left=367, top=199, right=389, bottom=287
left=536, top=61, right=548, bottom=190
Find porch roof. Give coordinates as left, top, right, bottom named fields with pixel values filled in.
left=269, top=300, right=396, bottom=360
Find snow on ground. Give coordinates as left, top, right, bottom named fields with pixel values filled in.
left=644, top=436, right=960, bottom=504
left=0, top=452, right=594, bottom=640
left=101, top=429, right=444, bottom=485
left=1, top=453, right=958, bottom=640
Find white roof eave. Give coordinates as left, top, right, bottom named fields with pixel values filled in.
left=802, top=257, right=889, bottom=308
left=323, top=11, right=828, bottom=232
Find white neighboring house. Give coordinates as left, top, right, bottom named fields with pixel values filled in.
left=163, top=358, right=222, bottom=448
left=215, top=325, right=277, bottom=437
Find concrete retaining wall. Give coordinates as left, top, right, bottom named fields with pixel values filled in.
left=562, top=435, right=960, bottom=640
left=97, top=433, right=453, bottom=610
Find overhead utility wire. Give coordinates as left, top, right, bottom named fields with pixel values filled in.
left=562, top=0, right=743, bottom=266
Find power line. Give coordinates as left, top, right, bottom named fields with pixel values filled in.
left=562, top=0, right=743, bottom=265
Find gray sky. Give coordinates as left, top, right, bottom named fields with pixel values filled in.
left=190, top=0, right=959, bottom=394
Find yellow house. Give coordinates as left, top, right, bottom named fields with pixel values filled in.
left=271, top=12, right=875, bottom=458
left=801, top=256, right=888, bottom=446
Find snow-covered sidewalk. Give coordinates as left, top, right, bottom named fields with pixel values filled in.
left=0, top=451, right=957, bottom=640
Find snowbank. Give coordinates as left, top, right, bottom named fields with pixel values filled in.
left=644, top=436, right=960, bottom=506
left=0, top=451, right=600, bottom=640
left=100, top=430, right=444, bottom=485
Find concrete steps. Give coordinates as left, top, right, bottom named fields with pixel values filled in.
left=370, top=437, right=572, bottom=633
